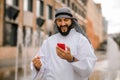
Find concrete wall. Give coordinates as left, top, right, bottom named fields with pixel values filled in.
left=0, top=47, right=17, bottom=59
left=23, top=11, right=33, bottom=27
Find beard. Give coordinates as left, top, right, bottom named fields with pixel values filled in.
left=57, top=24, right=73, bottom=36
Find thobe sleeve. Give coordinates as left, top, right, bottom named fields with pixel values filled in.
left=31, top=40, right=48, bottom=80
left=71, top=36, right=97, bottom=78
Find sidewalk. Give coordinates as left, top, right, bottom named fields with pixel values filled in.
left=89, top=50, right=107, bottom=80
left=89, top=50, right=120, bottom=80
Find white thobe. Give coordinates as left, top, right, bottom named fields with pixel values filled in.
left=31, top=28, right=97, bottom=80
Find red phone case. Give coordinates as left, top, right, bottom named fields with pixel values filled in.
left=57, top=43, right=65, bottom=50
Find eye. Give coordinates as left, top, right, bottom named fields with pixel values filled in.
left=64, top=18, right=70, bottom=21
left=56, top=19, right=62, bottom=22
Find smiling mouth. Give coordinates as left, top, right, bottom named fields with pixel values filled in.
left=61, top=26, right=68, bottom=32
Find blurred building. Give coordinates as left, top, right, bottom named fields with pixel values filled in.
left=0, top=0, right=105, bottom=79
left=86, top=0, right=107, bottom=49
left=0, top=0, right=106, bottom=55
left=0, top=0, right=88, bottom=59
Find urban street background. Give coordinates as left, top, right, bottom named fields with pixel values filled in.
left=0, top=0, right=120, bottom=80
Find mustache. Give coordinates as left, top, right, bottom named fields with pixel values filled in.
left=59, top=25, right=69, bottom=28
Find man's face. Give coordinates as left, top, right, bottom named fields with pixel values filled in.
left=56, top=18, right=72, bottom=36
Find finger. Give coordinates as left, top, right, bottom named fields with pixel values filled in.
left=56, top=47, right=61, bottom=54
left=34, top=59, right=42, bottom=66
left=57, top=52, right=64, bottom=59
left=56, top=48, right=61, bottom=55
left=56, top=46, right=65, bottom=53
left=36, top=61, right=42, bottom=66
left=56, top=46, right=62, bottom=51
left=57, top=50, right=65, bottom=59
left=56, top=46, right=66, bottom=57
left=32, top=58, right=36, bottom=63
left=32, top=56, right=39, bottom=61
left=33, top=59, right=39, bottom=65
left=36, top=56, right=40, bottom=59
left=66, top=46, right=70, bottom=52
left=32, top=57, right=39, bottom=63
left=56, top=47, right=65, bottom=56
left=32, top=56, right=41, bottom=63
left=35, top=62, right=42, bottom=70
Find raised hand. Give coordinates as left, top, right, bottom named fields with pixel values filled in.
left=32, top=56, right=42, bottom=71
left=56, top=46, right=73, bottom=62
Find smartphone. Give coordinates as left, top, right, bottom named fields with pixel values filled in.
left=57, top=43, right=65, bottom=50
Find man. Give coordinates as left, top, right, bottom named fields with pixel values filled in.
left=31, top=7, right=97, bottom=80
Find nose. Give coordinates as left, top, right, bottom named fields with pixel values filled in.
left=61, top=20, right=66, bottom=26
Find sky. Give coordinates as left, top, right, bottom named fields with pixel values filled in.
left=93, top=0, right=120, bottom=34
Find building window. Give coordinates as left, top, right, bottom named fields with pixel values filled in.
left=4, top=23, right=18, bottom=46
left=40, top=0, right=44, bottom=16
left=72, top=3, right=78, bottom=13
left=62, top=0, right=65, bottom=4
left=74, top=5, right=77, bottom=13
left=23, top=26, right=26, bottom=46
left=71, top=3, right=75, bottom=11
left=28, top=0, right=33, bottom=12
left=13, top=0, right=19, bottom=7
left=78, top=9, right=81, bottom=15
left=6, top=0, right=19, bottom=7
left=78, top=9, right=86, bottom=18
left=67, top=0, right=70, bottom=7
left=36, top=0, right=44, bottom=17
left=24, top=0, right=27, bottom=11
left=24, top=0, right=33, bottom=12
left=47, top=5, right=53, bottom=19
left=82, top=12, right=86, bottom=18
left=81, top=0, right=88, bottom=5
left=6, top=0, right=12, bottom=5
